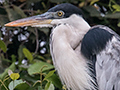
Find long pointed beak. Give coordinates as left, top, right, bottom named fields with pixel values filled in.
left=5, top=12, right=53, bottom=27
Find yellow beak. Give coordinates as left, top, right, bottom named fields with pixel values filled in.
left=5, top=12, right=53, bottom=27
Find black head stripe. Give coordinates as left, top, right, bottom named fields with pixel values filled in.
left=48, top=3, right=83, bottom=18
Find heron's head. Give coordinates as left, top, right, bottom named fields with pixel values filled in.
left=5, top=3, right=82, bottom=27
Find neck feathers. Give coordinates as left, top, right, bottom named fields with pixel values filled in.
left=50, top=22, right=96, bottom=90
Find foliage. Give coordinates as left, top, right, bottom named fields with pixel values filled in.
left=0, top=0, right=120, bottom=90
left=0, top=39, right=7, bottom=53
left=23, top=48, right=33, bottom=63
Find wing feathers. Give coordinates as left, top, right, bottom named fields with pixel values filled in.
left=96, top=36, right=120, bottom=90
left=81, top=25, right=120, bottom=90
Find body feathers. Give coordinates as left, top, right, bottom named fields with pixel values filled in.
left=50, top=14, right=120, bottom=90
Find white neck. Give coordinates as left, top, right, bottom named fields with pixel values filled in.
left=50, top=15, right=95, bottom=90
left=51, top=14, right=91, bottom=48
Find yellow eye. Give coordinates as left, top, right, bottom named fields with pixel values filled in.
left=57, top=11, right=63, bottom=17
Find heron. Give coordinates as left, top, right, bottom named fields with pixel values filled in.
left=5, top=3, right=120, bottom=90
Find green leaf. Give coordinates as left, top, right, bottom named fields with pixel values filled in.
left=23, top=48, right=33, bottom=62
left=11, top=54, right=16, bottom=62
left=5, top=5, right=21, bottom=21
left=8, top=79, right=26, bottom=90
left=37, top=55, right=46, bottom=60
left=44, top=70, right=55, bottom=81
left=12, top=5, right=27, bottom=18
left=28, top=61, right=54, bottom=75
left=4, top=4, right=26, bottom=21
left=10, top=73, right=20, bottom=80
left=117, top=22, right=120, bottom=27
left=38, top=86, right=42, bottom=90
left=0, top=40, right=7, bottom=53
left=0, top=15, right=9, bottom=26
left=45, top=82, right=51, bottom=90
left=45, top=82, right=55, bottom=90
left=0, top=62, right=16, bottom=79
left=47, top=74, right=62, bottom=89
left=18, top=45, right=25, bottom=60
left=112, top=4, right=120, bottom=12
left=90, top=0, right=99, bottom=5
left=14, top=81, right=29, bottom=90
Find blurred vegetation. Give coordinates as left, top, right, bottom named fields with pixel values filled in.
left=0, top=0, right=120, bottom=90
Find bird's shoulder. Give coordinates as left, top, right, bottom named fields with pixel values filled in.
left=81, top=25, right=116, bottom=59
left=91, top=25, right=120, bottom=40
left=81, top=25, right=120, bottom=90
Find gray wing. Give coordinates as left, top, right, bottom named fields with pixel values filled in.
left=91, top=25, right=120, bottom=40
left=95, top=26, right=120, bottom=90
left=81, top=25, right=120, bottom=90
